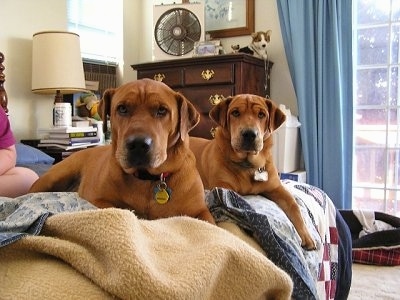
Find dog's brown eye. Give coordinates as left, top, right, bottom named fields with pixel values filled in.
left=258, top=112, right=266, bottom=119
left=117, top=105, right=128, bottom=115
left=231, top=110, right=240, bottom=117
left=156, top=106, right=168, bottom=117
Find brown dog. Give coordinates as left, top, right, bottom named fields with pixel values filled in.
left=29, top=79, right=215, bottom=224
left=189, top=94, right=315, bottom=249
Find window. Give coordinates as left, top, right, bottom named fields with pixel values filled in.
left=67, top=0, right=122, bottom=64
left=353, top=0, right=400, bottom=216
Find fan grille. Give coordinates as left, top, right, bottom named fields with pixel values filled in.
left=154, top=8, right=202, bottom=56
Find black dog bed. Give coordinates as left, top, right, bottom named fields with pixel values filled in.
left=339, top=210, right=400, bottom=266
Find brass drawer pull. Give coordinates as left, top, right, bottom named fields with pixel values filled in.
left=153, top=73, right=165, bottom=82
left=201, top=69, right=214, bottom=80
left=210, top=127, right=216, bottom=138
left=209, top=94, right=224, bottom=105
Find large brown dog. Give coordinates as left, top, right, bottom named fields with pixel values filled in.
left=30, top=79, right=215, bottom=224
left=189, top=94, right=315, bottom=249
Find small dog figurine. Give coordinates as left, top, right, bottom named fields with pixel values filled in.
left=238, top=30, right=271, bottom=60
left=231, top=44, right=240, bottom=53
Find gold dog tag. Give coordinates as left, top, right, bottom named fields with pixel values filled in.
left=153, top=173, right=171, bottom=204
left=254, top=168, right=268, bottom=182
left=155, top=187, right=170, bottom=204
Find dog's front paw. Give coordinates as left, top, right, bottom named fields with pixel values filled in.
left=301, top=233, right=317, bottom=251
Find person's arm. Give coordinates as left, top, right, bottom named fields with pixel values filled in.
left=0, top=107, right=17, bottom=175
left=0, top=144, right=17, bottom=175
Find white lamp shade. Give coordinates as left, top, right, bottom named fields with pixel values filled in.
left=32, top=31, right=86, bottom=94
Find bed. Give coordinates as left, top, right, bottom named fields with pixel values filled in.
left=0, top=50, right=397, bottom=299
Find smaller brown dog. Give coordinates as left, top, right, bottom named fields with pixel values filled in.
left=190, top=94, right=315, bottom=249
left=30, top=79, right=215, bottom=224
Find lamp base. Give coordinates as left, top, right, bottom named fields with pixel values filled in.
left=54, top=90, right=63, bottom=103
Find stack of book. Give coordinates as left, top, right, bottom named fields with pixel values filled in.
left=37, top=125, right=100, bottom=150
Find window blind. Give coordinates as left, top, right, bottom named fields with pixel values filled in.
left=67, top=0, right=122, bottom=64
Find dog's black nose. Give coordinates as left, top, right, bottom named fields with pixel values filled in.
left=242, top=129, right=257, bottom=142
left=126, top=136, right=153, bottom=167
left=127, top=136, right=152, bottom=153
left=241, top=129, right=258, bottom=150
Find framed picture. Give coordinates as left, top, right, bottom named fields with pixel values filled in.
left=204, top=0, right=255, bottom=38
left=193, top=41, right=220, bottom=57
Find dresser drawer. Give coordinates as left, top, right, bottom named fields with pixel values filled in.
left=184, top=63, right=234, bottom=86
left=178, top=85, right=234, bottom=112
left=137, top=69, right=184, bottom=88
left=178, top=86, right=234, bottom=139
left=190, top=116, right=215, bottom=139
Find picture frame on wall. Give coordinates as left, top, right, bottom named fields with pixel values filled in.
left=204, top=0, right=255, bottom=38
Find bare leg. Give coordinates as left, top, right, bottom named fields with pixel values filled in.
left=0, top=167, right=39, bottom=197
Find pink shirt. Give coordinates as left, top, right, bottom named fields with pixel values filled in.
left=0, top=108, right=16, bottom=149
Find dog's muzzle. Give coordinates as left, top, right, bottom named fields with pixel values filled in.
left=126, top=135, right=153, bottom=167
left=241, top=129, right=259, bottom=151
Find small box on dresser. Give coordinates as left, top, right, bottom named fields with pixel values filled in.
left=280, top=170, right=307, bottom=183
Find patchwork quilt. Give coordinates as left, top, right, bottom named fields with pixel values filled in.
left=206, top=180, right=352, bottom=300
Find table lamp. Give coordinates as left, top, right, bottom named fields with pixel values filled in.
left=31, top=31, right=87, bottom=126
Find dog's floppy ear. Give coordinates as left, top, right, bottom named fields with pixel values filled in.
left=265, top=98, right=286, bottom=133
left=176, top=92, right=200, bottom=141
left=99, top=88, right=115, bottom=135
left=209, top=97, right=232, bottom=128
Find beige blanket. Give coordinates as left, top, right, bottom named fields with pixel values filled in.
left=0, top=208, right=292, bottom=299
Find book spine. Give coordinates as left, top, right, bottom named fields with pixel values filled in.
left=39, top=126, right=97, bottom=133
left=69, top=131, right=97, bottom=138
left=40, top=138, right=100, bottom=145
left=48, top=131, right=98, bottom=138
left=69, top=138, right=100, bottom=144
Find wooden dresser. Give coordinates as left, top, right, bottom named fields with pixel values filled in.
left=131, top=53, right=272, bottom=139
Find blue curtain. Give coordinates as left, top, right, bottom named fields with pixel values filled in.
left=276, top=0, right=353, bottom=208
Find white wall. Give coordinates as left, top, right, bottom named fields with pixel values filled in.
left=1, top=0, right=68, bottom=139
left=1, top=0, right=297, bottom=141
left=122, top=0, right=142, bottom=83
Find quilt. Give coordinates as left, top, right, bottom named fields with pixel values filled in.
left=206, top=180, right=352, bottom=300
left=0, top=193, right=292, bottom=299
left=0, top=180, right=352, bottom=300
